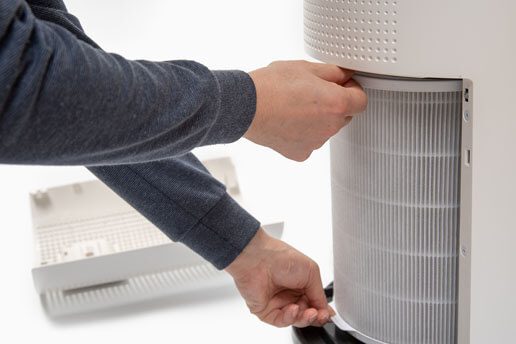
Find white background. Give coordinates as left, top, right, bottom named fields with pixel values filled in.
left=0, top=1, right=334, bottom=343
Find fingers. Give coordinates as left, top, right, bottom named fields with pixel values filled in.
left=307, top=62, right=354, bottom=85
left=327, top=78, right=368, bottom=118
left=303, top=262, right=329, bottom=311
left=294, top=308, right=318, bottom=327
left=265, top=304, right=301, bottom=328
left=342, top=78, right=368, bottom=114
left=313, top=308, right=331, bottom=327
left=264, top=304, right=331, bottom=328
left=254, top=292, right=332, bottom=328
left=277, top=304, right=300, bottom=327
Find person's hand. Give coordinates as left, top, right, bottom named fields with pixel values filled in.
left=226, top=228, right=334, bottom=328
left=246, top=60, right=367, bottom=161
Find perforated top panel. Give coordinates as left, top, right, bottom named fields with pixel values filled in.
left=304, top=0, right=399, bottom=64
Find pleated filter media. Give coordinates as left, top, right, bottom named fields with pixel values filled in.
left=331, top=75, right=462, bottom=344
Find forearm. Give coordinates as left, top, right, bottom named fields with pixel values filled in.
left=87, top=154, right=261, bottom=269
left=0, top=0, right=256, bottom=166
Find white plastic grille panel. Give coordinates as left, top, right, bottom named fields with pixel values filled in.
left=331, top=79, right=461, bottom=343
left=304, top=0, right=399, bottom=63
left=42, top=262, right=229, bottom=316
left=35, top=212, right=170, bottom=265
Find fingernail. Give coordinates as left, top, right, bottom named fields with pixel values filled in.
left=328, top=307, right=336, bottom=317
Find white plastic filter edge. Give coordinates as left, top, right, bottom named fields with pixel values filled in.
left=354, top=74, right=462, bottom=93
left=330, top=301, right=390, bottom=344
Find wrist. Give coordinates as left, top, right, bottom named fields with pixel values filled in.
left=244, top=68, right=270, bottom=143
left=226, top=227, right=271, bottom=277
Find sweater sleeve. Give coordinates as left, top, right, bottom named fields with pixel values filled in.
left=7, top=0, right=262, bottom=269
left=87, top=154, right=261, bottom=269
left=0, top=0, right=256, bottom=165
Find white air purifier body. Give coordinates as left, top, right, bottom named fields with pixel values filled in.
left=304, top=1, right=516, bottom=343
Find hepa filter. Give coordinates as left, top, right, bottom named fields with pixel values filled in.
left=331, top=75, right=462, bottom=344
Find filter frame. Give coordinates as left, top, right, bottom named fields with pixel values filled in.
left=354, top=73, right=462, bottom=93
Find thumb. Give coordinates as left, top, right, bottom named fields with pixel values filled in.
left=307, top=62, right=354, bottom=85
left=304, top=262, right=328, bottom=310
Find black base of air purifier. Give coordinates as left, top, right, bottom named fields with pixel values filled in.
left=292, top=321, right=365, bottom=344
left=291, top=283, right=364, bottom=344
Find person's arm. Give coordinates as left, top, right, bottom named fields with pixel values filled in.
left=0, top=0, right=256, bottom=165
left=89, top=155, right=334, bottom=327
left=1, top=1, right=367, bottom=167
left=1, top=1, right=366, bottom=167
left=88, top=154, right=260, bottom=269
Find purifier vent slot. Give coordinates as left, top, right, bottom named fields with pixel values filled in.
left=331, top=76, right=461, bottom=344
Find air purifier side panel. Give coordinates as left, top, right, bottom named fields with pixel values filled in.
left=465, top=74, right=516, bottom=344
left=457, top=79, right=472, bottom=344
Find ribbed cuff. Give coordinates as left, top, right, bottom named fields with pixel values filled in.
left=179, top=193, right=261, bottom=270
left=206, top=70, right=257, bottom=144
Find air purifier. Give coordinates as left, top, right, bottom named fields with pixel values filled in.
left=297, top=1, right=516, bottom=343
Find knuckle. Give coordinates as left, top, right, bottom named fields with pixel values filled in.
left=313, top=133, right=332, bottom=148
left=330, top=119, right=344, bottom=134
left=287, top=154, right=302, bottom=162
left=311, top=260, right=321, bottom=274
left=313, top=141, right=325, bottom=150
left=248, top=304, right=263, bottom=317
left=293, top=151, right=311, bottom=162
left=322, top=119, right=343, bottom=138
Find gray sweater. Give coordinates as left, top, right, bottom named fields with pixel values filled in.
left=1, top=0, right=260, bottom=269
